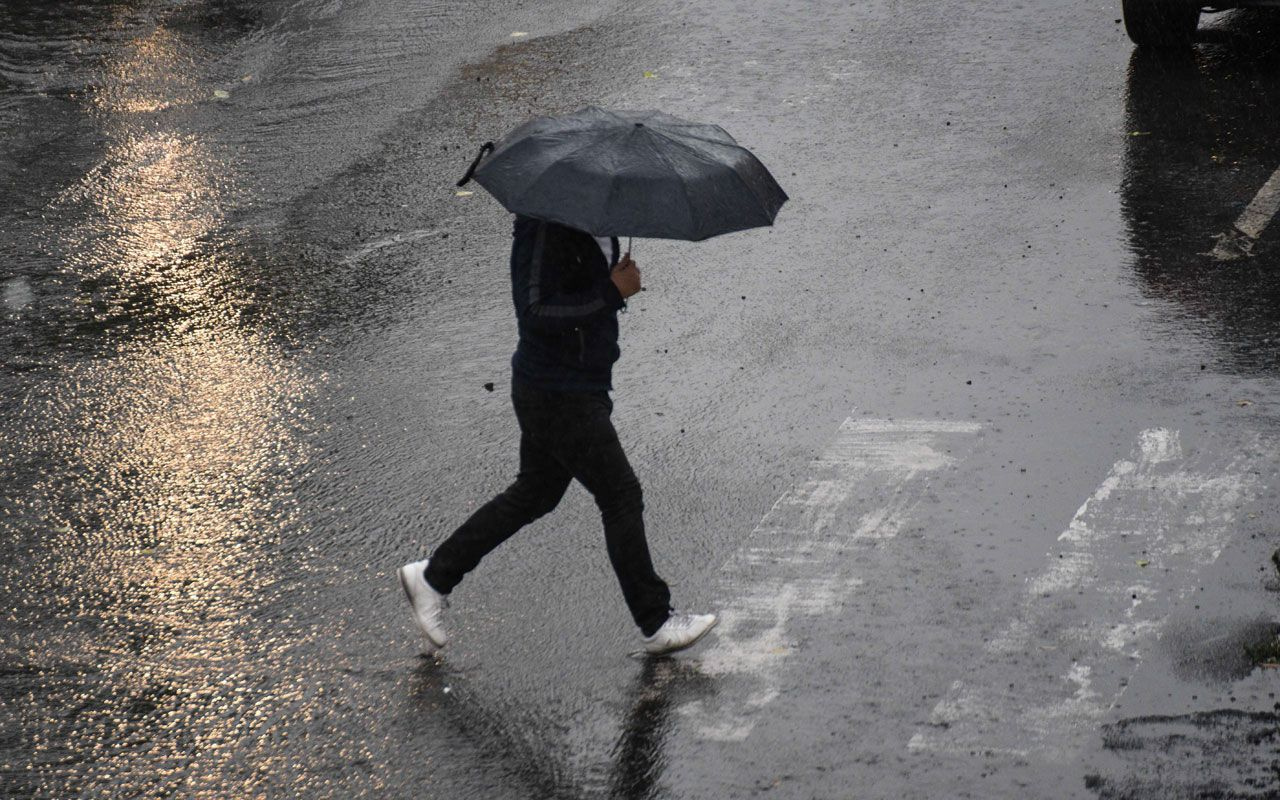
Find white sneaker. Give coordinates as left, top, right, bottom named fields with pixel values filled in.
left=398, top=559, right=449, bottom=651
left=641, top=611, right=717, bottom=655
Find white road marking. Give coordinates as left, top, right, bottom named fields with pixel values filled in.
left=908, top=429, right=1263, bottom=760
left=680, top=416, right=981, bottom=742
left=1210, top=165, right=1280, bottom=260
left=342, top=229, right=441, bottom=265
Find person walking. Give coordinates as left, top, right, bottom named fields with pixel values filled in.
left=398, top=213, right=717, bottom=657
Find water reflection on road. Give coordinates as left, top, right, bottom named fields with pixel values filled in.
left=2, top=2, right=316, bottom=795
left=1122, top=15, right=1280, bottom=376
left=407, top=656, right=713, bottom=800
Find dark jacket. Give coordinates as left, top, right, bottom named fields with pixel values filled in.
left=509, top=215, right=625, bottom=392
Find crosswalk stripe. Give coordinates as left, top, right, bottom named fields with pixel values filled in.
left=1210, top=165, right=1280, bottom=260
left=679, top=416, right=981, bottom=742
left=908, top=429, right=1263, bottom=760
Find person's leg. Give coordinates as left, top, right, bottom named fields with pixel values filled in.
left=425, top=428, right=571, bottom=593
left=542, top=394, right=672, bottom=637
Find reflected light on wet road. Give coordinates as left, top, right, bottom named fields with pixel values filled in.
left=93, top=23, right=201, bottom=115
left=2, top=10, right=320, bottom=797
left=52, top=128, right=245, bottom=326
left=10, top=332, right=316, bottom=796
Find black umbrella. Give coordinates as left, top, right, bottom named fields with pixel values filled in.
left=456, top=106, right=787, bottom=243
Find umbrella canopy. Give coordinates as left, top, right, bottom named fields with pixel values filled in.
left=459, top=107, right=787, bottom=241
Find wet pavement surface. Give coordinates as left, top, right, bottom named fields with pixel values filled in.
left=3, top=1, right=1280, bottom=798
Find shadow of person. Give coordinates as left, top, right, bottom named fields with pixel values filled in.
left=605, top=657, right=716, bottom=800
left=1122, top=11, right=1280, bottom=376
left=405, top=656, right=579, bottom=799
left=405, top=654, right=716, bottom=800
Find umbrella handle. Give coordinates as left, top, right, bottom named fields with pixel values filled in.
left=456, top=142, right=495, bottom=187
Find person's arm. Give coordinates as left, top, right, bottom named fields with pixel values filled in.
left=514, top=224, right=632, bottom=329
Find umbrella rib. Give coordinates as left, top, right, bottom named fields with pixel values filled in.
left=646, top=128, right=781, bottom=230
left=493, top=108, right=620, bottom=159
left=509, top=131, right=625, bottom=231
left=726, top=158, right=780, bottom=225
left=645, top=127, right=745, bottom=160
left=642, top=134, right=703, bottom=239
left=648, top=127, right=739, bottom=148
left=501, top=133, right=616, bottom=221
left=645, top=127, right=765, bottom=207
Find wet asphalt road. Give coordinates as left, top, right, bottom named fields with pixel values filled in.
left=4, top=1, right=1280, bottom=798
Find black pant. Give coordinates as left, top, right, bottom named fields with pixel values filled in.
left=425, top=380, right=672, bottom=637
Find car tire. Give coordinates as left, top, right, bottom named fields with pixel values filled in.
left=1122, top=0, right=1200, bottom=47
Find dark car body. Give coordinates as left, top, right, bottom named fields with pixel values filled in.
left=1124, top=0, right=1280, bottom=45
